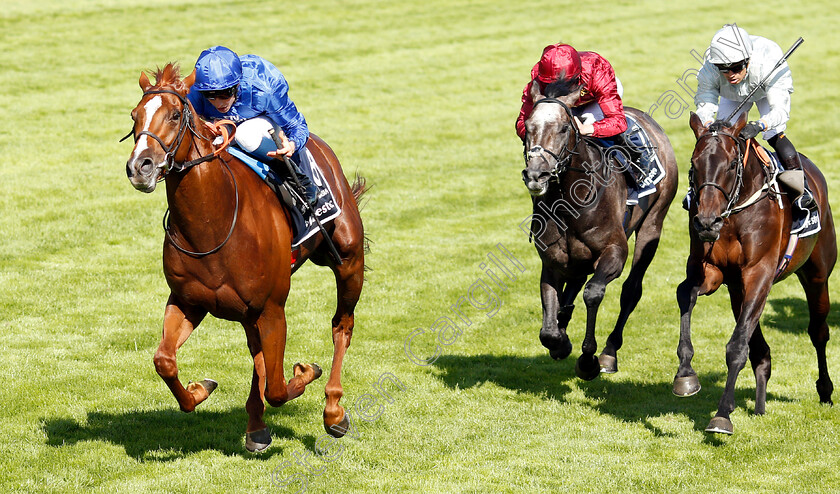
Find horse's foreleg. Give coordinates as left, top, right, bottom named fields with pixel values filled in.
left=708, top=271, right=773, bottom=434
left=600, top=220, right=664, bottom=373
left=577, top=244, right=626, bottom=381
left=539, top=265, right=572, bottom=360
left=153, top=295, right=211, bottom=412
left=324, top=256, right=363, bottom=437
left=673, top=263, right=721, bottom=397
left=800, top=273, right=834, bottom=405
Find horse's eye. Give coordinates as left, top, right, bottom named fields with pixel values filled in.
left=170, top=110, right=181, bottom=121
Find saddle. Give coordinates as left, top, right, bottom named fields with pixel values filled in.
left=593, top=114, right=665, bottom=206
left=227, top=146, right=342, bottom=248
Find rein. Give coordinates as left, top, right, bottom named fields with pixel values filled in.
left=125, top=88, right=240, bottom=257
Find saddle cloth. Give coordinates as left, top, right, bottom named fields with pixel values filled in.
left=228, top=145, right=342, bottom=248
left=596, top=114, right=666, bottom=205
left=681, top=145, right=820, bottom=238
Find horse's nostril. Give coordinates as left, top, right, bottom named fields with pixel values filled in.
left=139, top=158, right=154, bottom=176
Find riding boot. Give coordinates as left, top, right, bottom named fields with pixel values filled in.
left=272, top=157, right=319, bottom=206
left=771, top=134, right=814, bottom=209
left=616, top=133, right=655, bottom=196
left=778, top=154, right=814, bottom=209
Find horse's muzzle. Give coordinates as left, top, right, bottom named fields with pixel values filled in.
left=522, top=168, right=550, bottom=197
left=126, top=156, right=161, bottom=193
left=692, top=214, right=723, bottom=242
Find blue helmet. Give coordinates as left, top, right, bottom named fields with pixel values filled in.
left=193, top=46, right=242, bottom=91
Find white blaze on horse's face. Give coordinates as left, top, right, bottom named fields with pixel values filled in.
left=522, top=102, right=571, bottom=197
left=130, top=96, right=162, bottom=161
left=126, top=95, right=165, bottom=193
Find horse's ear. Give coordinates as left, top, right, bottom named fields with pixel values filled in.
left=139, top=72, right=152, bottom=91
left=732, top=111, right=748, bottom=135
left=529, top=78, right=543, bottom=102
left=183, top=69, right=196, bottom=90
left=689, top=112, right=706, bottom=139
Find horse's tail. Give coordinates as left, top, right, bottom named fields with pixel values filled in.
left=351, top=173, right=371, bottom=207
left=350, top=173, right=372, bottom=271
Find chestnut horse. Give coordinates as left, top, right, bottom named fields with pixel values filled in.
left=521, top=78, right=678, bottom=379
left=124, top=64, right=367, bottom=452
left=675, top=112, right=836, bottom=434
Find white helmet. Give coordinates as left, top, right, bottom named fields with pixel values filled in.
left=708, top=24, right=753, bottom=64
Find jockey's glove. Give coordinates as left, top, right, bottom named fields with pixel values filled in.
left=740, top=121, right=765, bottom=140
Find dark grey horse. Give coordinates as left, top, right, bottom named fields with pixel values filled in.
left=522, top=77, right=678, bottom=379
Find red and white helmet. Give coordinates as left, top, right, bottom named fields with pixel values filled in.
left=536, top=44, right=582, bottom=84
left=708, top=24, right=753, bottom=65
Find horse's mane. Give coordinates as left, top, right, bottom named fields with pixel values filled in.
left=151, top=63, right=188, bottom=91
left=543, top=73, right=581, bottom=98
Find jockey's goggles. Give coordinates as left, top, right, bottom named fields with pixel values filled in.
left=714, top=60, right=748, bottom=73
left=201, top=85, right=238, bottom=100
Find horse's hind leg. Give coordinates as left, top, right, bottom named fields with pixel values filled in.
left=153, top=295, right=214, bottom=412
left=600, top=216, right=664, bottom=373
left=323, top=251, right=364, bottom=437
left=748, top=323, right=771, bottom=415
left=800, top=273, right=834, bottom=405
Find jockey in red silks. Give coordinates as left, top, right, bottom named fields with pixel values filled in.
left=516, top=43, right=627, bottom=140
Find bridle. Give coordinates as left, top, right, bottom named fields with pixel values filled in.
left=523, top=97, right=584, bottom=178
left=123, top=88, right=239, bottom=257
left=689, top=130, right=746, bottom=218
left=121, top=89, right=222, bottom=176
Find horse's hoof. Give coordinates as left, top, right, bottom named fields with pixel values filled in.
left=245, top=428, right=272, bottom=452
left=325, top=411, right=349, bottom=438
left=294, top=362, right=323, bottom=380
left=200, top=379, right=218, bottom=395
left=673, top=375, right=701, bottom=397
left=598, top=353, right=618, bottom=374
left=705, top=417, right=733, bottom=435
left=310, top=363, right=323, bottom=380
left=544, top=337, right=573, bottom=360
left=575, top=355, right=600, bottom=381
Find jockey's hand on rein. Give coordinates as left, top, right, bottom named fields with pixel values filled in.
left=740, top=121, right=764, bottom=140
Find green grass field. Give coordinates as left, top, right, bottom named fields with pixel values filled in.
left=2, top=0, right=840, bottom=492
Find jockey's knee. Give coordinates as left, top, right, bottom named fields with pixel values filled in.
left=234, top=117, right=277, bottom=157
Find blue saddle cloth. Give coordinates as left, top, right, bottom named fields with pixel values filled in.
left=681, top=145, right=819, bottom=238
left=228, top=146, right=342, bottom=248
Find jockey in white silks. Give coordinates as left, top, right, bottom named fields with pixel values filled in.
left=695, top=24, right=814, bottom=208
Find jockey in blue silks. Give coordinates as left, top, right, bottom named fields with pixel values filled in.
left=187, top=45, right=318, bottom=204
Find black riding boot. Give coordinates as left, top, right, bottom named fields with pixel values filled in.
left=769, top=133, right=814, bottom=209
left=615, top=133, right=654, bottom=195
left=272, top=157, right=319, bottom=206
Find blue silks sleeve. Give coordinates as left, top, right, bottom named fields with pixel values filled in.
left=244, top=55, right=310, bottom=152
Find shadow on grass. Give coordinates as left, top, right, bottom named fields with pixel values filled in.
left=765, top=296, right=840, bottom=334
left=432, top=353, right=794, bottom=445
left=42, top=407, right=319, bottom=460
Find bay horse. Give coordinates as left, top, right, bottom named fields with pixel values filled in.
left=124, top=64, right=367, bottom=452
left=675, top=112, right=836, bottom=434
left=522, top=77, right=678, bottom=380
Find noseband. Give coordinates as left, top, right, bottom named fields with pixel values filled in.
left=523, top=97, right=581, bottom=177
left=689, top=130, right=745, bottom=218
